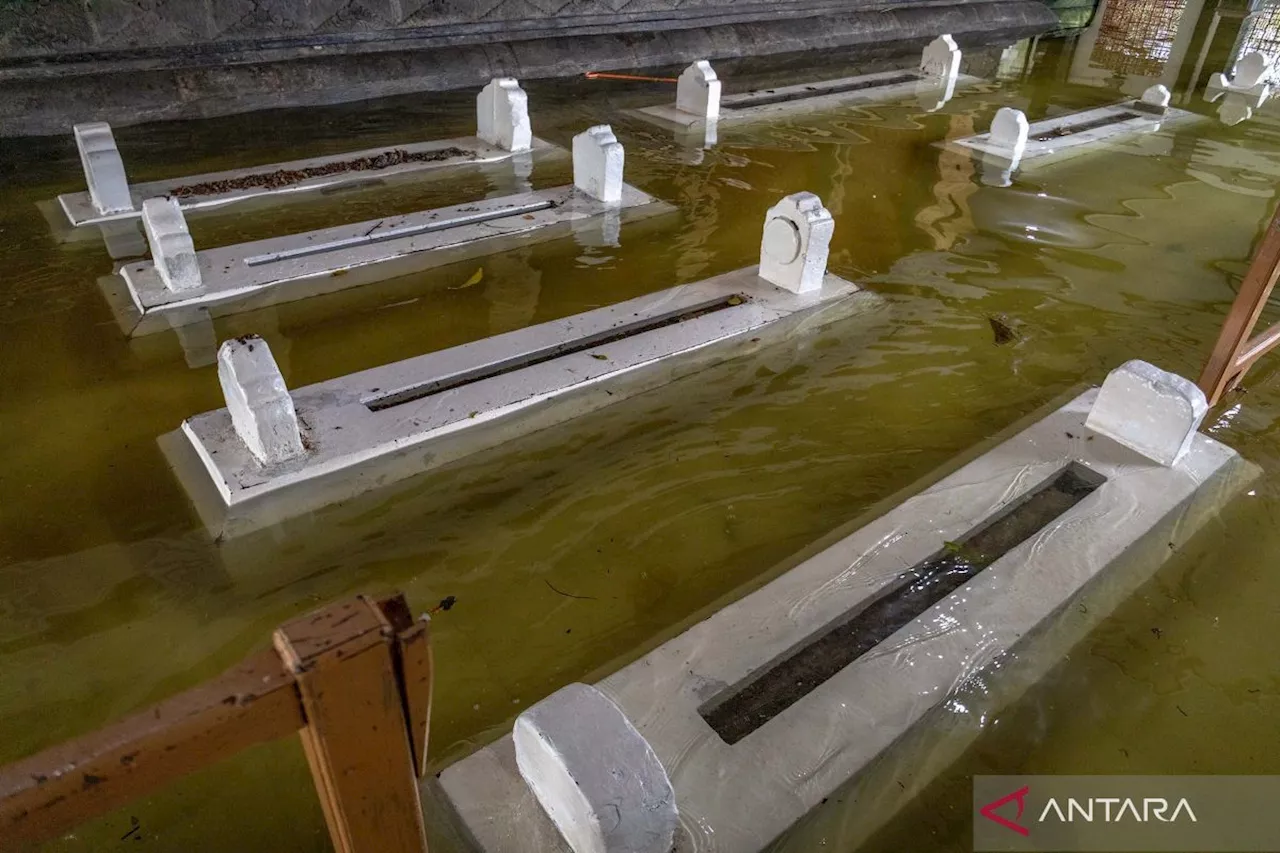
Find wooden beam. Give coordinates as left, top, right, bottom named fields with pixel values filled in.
left=1199, top=205, right=1280, bottom=404
left=274, top=596, right=429, bottom=853
left=0, top=649, right=302, bottom=846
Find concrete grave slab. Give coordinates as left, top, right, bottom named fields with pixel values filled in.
left=633, top=37, right=977, bottom=131
left=113, top=182, right=672, bottom=336
left=167, top=193, right=876, bottom=538
left=945, top=97, right=1203, bottom=183
left=434, top=365, right=1256, bottom=853
left=51, top=79, right=565, bottom=231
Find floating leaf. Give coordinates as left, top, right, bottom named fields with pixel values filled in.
left=449, top=267, right=485, bottom=290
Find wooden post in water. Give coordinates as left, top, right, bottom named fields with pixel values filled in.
left=1200, top=204, right=1280, bottom=405
left=0, top=593, right=432, bottom=853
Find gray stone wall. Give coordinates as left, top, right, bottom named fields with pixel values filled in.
left=0, top=0, right=1059, bottom=135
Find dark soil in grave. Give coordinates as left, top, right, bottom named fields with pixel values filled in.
left=169, top=147, right=475, bottom=198
left=699, top=463, right=1105, bottom=745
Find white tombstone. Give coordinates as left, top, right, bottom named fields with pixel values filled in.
left=218, top=336, right=306, bottom=467
left=1084, top=360, right=1208, bottom=467
left=676, top=60, right=721, bottom=121
left=920, top=34, right=962, bottom=83
left=1206, top=51, right=1273, bottom=107
left=759, top=191, right=834, bottom=294
left=73, top=122, right=133, bottom=216
left=514, top=683, right=677, bottom=853
left=141, top=197, right=202, bottom=292
left=477, top=78, right=533, bottom=153
left=1140, top=83, right=1171, bottom=108
left=573, top=125, right=624, bottom=204
left=989, top=107, right=1029, bottom=160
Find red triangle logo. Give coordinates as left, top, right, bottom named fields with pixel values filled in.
left=980, top=785, right=1031, bottom=837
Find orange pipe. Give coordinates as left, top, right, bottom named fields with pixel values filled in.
left=585, top=71, right=679, bottom=83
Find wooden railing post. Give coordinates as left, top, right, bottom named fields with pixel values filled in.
left=1200, top=204, right=1280, bottom=404
left=0, top=592, right=432, bottom=853
left=274, top=596, right=430, bottom=853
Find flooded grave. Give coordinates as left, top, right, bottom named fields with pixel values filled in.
left=108, top=125, right=668, bottom=336
left=50, top=78, right=563, bottom=232
left=434, top=361, right=1256, bottom=853
left=167, top=192, right=876, bottom=538
left=948, top=85, right=1201, bottom=184
left=633, top=35, right=972, bottom=132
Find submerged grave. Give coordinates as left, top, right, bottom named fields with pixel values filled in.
left=104, top=124, right=670, bottom=336
left=434, top=360, right=1256, bottom=853
left=166, top=191, right=878, bottom=538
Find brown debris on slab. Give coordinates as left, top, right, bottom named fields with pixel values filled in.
left=169, top=147, right=475, bottom=198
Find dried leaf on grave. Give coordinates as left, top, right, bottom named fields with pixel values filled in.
left=988, top=315, right=1019, bottom=346
left=591, top=353, right=609, bottom=360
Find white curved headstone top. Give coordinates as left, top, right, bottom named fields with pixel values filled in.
left=573, top=125, right=625, bottom=204
left=73, top=122, right=133, bottom=216
left=759, top=191, right=834, bottom=294
left=477, top=78, right=533, bottom=152
left=141, top=197, right=201, bottom=292
left=676, top=60, right=722, bottom=120
left=920, top=34, right=962, bottom=81
left=217, top=336, right=306, bottom=467
left=1084, top=359, right=1208, bottom=467
left=514, top=683, right=678, bottom=853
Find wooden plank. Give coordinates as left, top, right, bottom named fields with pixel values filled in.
left=1200, top=205, right=1280, bottom=403
left=0, top=649, right=302, bottom=846
left=1236, top=320, right=1280, bottom=372
left=374, top=597, right=434, bottom=779
left=275, top=596, right=428, bottom=853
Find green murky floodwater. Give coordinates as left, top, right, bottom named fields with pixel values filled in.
left=4, top=29, right=1280, bottom=853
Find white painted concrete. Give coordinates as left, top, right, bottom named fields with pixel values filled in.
left=217, top=336, right=305, bottom=466
left=947, top=100, right=1202, bottom=179
left=1085, top=359, right=1208, bottom=467
left=56, top=130, right=564, bottom=229
left=920, top=34, right=961, bottom=81
left=173, top=271, right=873, bottom=536
left=635, top=69, right=980, bottom=130
left=140, top=197, right=201, bottom=292
left=1141, top=83, right=1172, bottom=108
left=114, top=183, right=672, bottom=336
left=73, top=122, right=133, bottom=216
left=573, top=125, right=625, bottom=204
left=437, top=377, right=1254, bottom=853
left=514, top=684, right=677, bottom=853
left=759, top=192, right=833, bottom=294
left=477, top=78, right=533, bottom=153
left=676, top=61, right=722, bottom=121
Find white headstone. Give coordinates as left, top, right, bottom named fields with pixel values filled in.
left=759, top=191, right=834, bottom=294
left=73, top=122, right=133, bottom=215
left=1140, top=83, right=1171, bottom=108
left=573, top=125, right=624, bottom=204
left=1205, top=71, right=1230, bottom=103
left=514, top=683, right=677, bottom=853
left=217, top=336, right=306, bottom=466
left=141, top=197, right=202, bottom=292
left=676, top=60, right=721, bottom=120
left=1084, top=360, right=1208, bottom=467
left=989, top=107, right=1029, bottom=160
left=477, top=78, right=533, bottom=153
left=920, top=34, right=962, bottom=82
left=1233, top=51, right=1273, bottom=89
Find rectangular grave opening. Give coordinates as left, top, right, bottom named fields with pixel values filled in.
left=730, top=74, right=920, bottom=109
left=365, top=294, right=750, bottom=411
left=243, top=199, right=557, bottom=266
left=1030, top=111, right=1141, bottom=142
left=699, top=462, right=1106, bottom=745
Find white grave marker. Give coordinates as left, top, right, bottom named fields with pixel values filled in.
left=141, top=197, right=202, bottom=292
left=759, top=191, right=834, bottom=294
left=1140, top=84, right=1171, bottom=108
left=573, top=125, right=624, bottom=204
left=676, top=60, right=721, bottom=121
left=218, top=336, right=306, bottom=467
left=477, top=78, right=533, bottom=153
left=1084, top=359, right=1208, bottom=467
left=920, top=34, right=962, bottom=82
left=73, top=122, right=133, bottom=215
left=514, top=683, right=677, bottom=853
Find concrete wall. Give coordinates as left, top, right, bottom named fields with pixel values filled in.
left=0, top=0, right=1059, bottom=136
